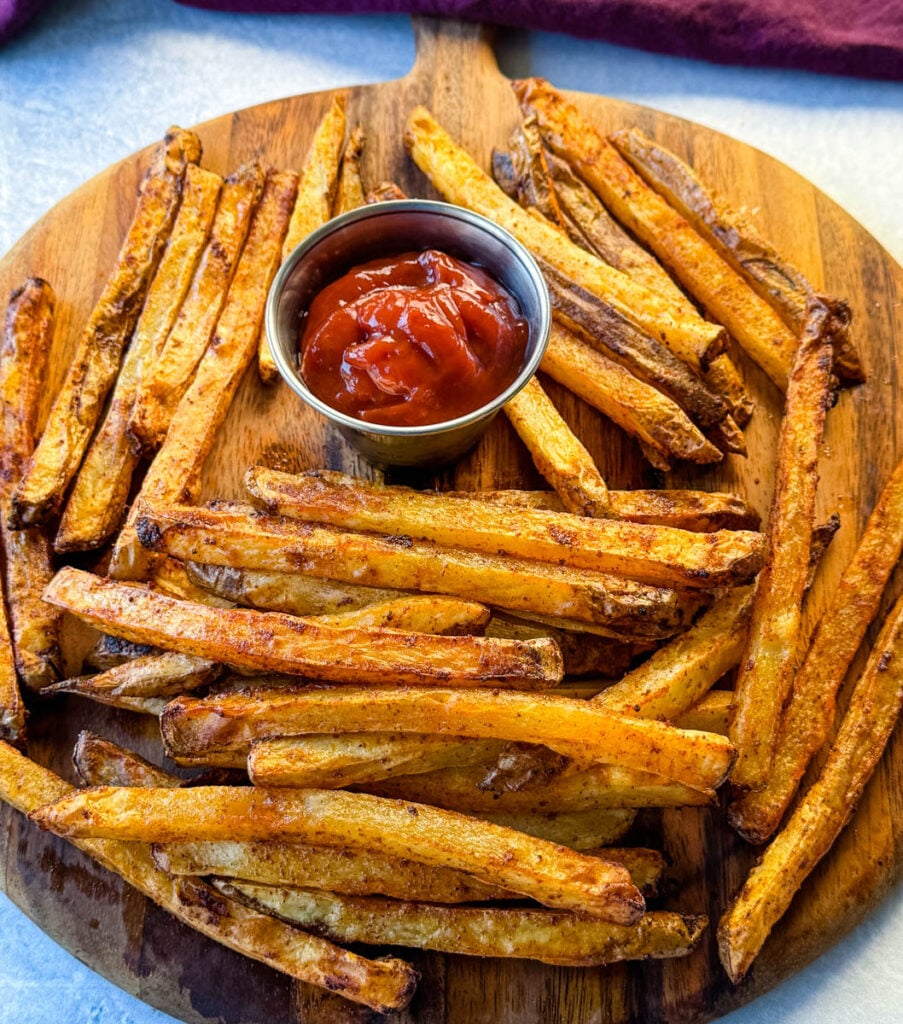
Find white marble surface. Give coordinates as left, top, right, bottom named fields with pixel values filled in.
left=0, top=1, right=902, bottom=1021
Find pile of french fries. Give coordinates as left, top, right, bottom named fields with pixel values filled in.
left=0, top=77, right=900, bottom=1014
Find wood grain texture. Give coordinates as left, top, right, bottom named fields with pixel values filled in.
left=1, top=16, right=903, bottom=1024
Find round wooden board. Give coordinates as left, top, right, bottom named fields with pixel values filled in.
left=1, top=17, right=902, bottom=1024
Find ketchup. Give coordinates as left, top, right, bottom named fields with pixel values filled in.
left=298, top=249, right=529, bottom=427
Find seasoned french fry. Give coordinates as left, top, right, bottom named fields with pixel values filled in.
left=44, top=567, right=564, bottom=689
left=109, top=168, right=298, bottom=580
left=160, top=686, right=735, bottom=791
left=514, top=79, right=800, bottom=391
left=0, top=599, right=20, bottom=744
left=315, top=594, right=490, bottom=635
left=403, top=105, right=724, bottom=363
left=504, top=375, right=610, bottom=516
left=9, top=128, right=200, bottom=527
left=56, top=165, right=223, bottom=552
left=246, top=467, right=765, bottom=590
left=73, top=730, right=179, bottom=788
left=47, top=652, right=220, bottom=701
left=542, top=322, right=722, bottom=469
left=480, top=808, right=635, bottom=849
left=334, top=124, right=366, bottom=216
left=730, top=305, right=833, bottom=792
left=704, top=351, right=755, bottom=426
left=718, top=593, right=903, bottom=982
left=365, top=181, right=408, bottom=203
left=674, top=690, right=733, bottom=735
left=30, top=784, right=645, bottom=923
left=0, top=279, right=61, bottom=696
left=261, top=96, right=346, bottom=381
left=146, top=505, right=699, bottom=640
left=225, top=883, right=704, bottom=966
left=83, top=633, right=159, bottom=671
left=127, top=163, right=266, bottom=453
left=151, top=556, right=236, bottom=607
left=0, top=741, right=416, bottom=1011
left=248, top=733, right=505, bottom=789
left=731, top=456, right=903, bottom=842
left=609, top=126, right=863, bottom=384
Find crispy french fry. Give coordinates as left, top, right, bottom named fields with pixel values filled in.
left=127, top=163, right=266, bottom=453
left=151, top=556, right=236, bottom=607
left=609, top=126, right=863, bottom=384
left=718, top=593, right=903, bottom=982
left=31, top=784, right=645, bottom=923
left=0, top=741, right=416, bottom=1011
left=315, top=594, right=490, bottom=635
left=47, top=652, right=220, bottom=701
left=0, top=279, right=62, bottom=696
left=56, top=165, right=223, bottom=552
left=0, top=597, right=20, bottom=744
left=8, top=128, right=200, bottom=527
left=146, top=505, right=699, bottom=640
left=504, top=375, right=610, bottom=515
left=73, top=731, right=179, bottom=788
left=261, top=96, right=346, bottom=381
left=403, top=105, right=724, bottom=363
left=334, top=124, right=366, bottom=216
left=515, top=79, right=799, bottom=391
left=225, top=883, right=703, bottom=966
left=83, top=633, right=159, bottom=671
left=109, top=168, right=298, bottom=580
left=542, top=322, right=722, bottom=469
left=44, top=567, right=563, bottom=689
left=366, top=181, right=408, bottom=203
left=673, top=690, right=733, bottom=735
left=161, top=686, right=735, bottom=791
left=730, top=305, right=833, bottom=792
left=480, top=808, right=635, bottom=849
left=731, top=456, right=903, bottom=842
left=246, top=467, right=764, bottom=590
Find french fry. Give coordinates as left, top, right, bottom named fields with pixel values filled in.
left=514, top=79, right=800, bottom=391
left=44, top=567, right=564, bottom=689
left=83, top=633, right=159, bottom=671
left=73, top=731, right=180, bottom=788
left=145, top=506, right=698, bottom=640
left=225, top=883, right=704, bottom=966
left=731, top=456, right=903, bottom=842
left=674, top=690, right=733, bottom=736
left=609, top=126, right=863, bottom=384
left=542, top=322, right=722, bottom=469
left=315, top=594, right=490, bottom=635
left=0, top=741, right=416, bottom=1012
left=160, top=686, right=736, bottom=791
left=718, top=593, right=903, bottom=982
left=730, top=305, right=833, bottom=792
left=46, top=652, right=220, bottom=701
left=0, top=600, right=20, bottom=745
left=0, top=278, right=62, bottom=695
left=704, top=351, right=755, bottom=426
left=480, top=808, right=635, bottom=849
left=151, top=556, right=236, bottom=607
left=504, top=375, right=610, bottom=515
left=334, top=124, right=366, bottom=216
left=56, top=165, right=223, bottom=552
left=403, top=105, right=724, bottom=363
left=127, top=162, right=266, bottom=453
left=246, top=467, right=765, bottom=590
left=8, top=128, right=200, bottom=527
left=260, top=96, right=346, bottom=382
left=366, top=181, right=408, bottom=203
left=30, top=784, right=646, bottom=923
left=109, top=168, right=298, bottom=580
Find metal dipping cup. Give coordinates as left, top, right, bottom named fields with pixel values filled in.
left=265, top=200, right=551, bottom=468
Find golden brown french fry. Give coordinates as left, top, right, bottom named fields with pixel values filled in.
left=704, top=351, right=755, bottom=426
left=9, top=128, right=200, bottom=527
left=127, top=163, right=266, bottom=453
left=0, top=279, right=61, bottom=696
left=151, top=556, right=236, bottom=608
left=514, top=79, right=799, bottom=391
left=718, top=593, right=903, bottom=982
left=73, top=731, right=179, bottom=788
left=109, top=168, right=298, bottom=580
left=47, top=652, right=220, bottom=700
left=225, top=883, right=704, bottom=966
left=504, top=375, right=610, bottom=515
left=147, top=506, right=699, bottom=640
left=0, top=741, right=416, bottom=1011
left=44, top=567, right=564, bottom=689
left=730, top=305, right=833, bottom=792
left=609, top=125, right=863, bottom=384
left=334, top=123, right=366, bottom=216
left=160, top=686, right=735, bottom=791
left=83, top=633, right=159, bottom=671
left=0, top=598, right=20, bottom=744
left=674, top=690, right=733, bottom=736
left=403, top=105, right=724, bottom=363
left=261, top=96, right=346, bottom=381
left=479, top=808, right=636, bottom=849
left=314, top=594, right=490, bottom=635
left=731, top=456, right=903, bottom=842
left=30, top=784, right=645, bottom=923
left=56, top=165, right=223, bottom=552
left=366, top=181, right=408, bottom=203
left=248, top=733, right=505, bottom=788
left=246, top=467, right=764, bottom=590
left=542, top=322, right=721, bottom=469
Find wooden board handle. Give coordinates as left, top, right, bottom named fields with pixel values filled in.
left=408, top=17, right=506, bottom=90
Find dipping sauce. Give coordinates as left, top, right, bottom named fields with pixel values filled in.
left=298, top=249, right=529, bottom=427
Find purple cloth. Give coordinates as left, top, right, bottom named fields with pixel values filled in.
left=2, top=0, right=903, bottom=79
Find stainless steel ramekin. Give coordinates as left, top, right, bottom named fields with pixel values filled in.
left=265, top=199, right=550, bottom=468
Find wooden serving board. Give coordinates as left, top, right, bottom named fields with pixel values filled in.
left=1, top=17, right=902, bottom=1024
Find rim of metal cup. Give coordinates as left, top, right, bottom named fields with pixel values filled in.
left=264, top=199, right=551, bottom=439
